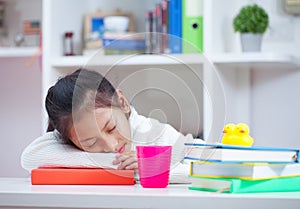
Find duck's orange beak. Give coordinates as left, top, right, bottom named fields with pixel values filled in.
left=223, top=130, right=227, bottom=133
left=240, top=130, right=245, bottom=133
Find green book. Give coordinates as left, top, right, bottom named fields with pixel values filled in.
left=188, top=175, right=300, bottom=193
left=182, top=0, right=204, bottom=53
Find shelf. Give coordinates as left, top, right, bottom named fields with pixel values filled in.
left=211, top=52, right=298, bottom=64
left=210, top=53, right=300, bottom=68
left=50, top=52, right=300, bottom=69
left=0, top=47, right=40, bottom=58
left=51, top=54, right=205, bottom=68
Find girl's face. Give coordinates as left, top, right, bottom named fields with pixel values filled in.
left=68, top=90, right=132, bottom=153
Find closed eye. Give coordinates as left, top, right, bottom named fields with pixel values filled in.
left=108, top=125, right=116, bottom=133
left=82, top=138, right=97, bottom=148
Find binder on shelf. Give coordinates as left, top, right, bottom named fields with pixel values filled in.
left=145, top=11, right=154, bottom=53
left=161, top=0, right=169, bottom=53
left=169, top=0, right=182, bottom=53
left=154, top=3, right=162, bottom=53
left=182, top=0, right=203, bottom=53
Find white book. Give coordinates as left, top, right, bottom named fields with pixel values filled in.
left=184, top=143, right=299, bottom=163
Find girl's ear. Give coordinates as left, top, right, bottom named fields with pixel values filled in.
left=116, top=89, right=130, bottom=113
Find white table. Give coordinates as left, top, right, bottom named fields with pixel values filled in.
left=1, top=178, right=300, bottom=209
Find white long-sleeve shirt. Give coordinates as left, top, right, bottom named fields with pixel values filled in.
left=21, top=107, right=204, bottom=183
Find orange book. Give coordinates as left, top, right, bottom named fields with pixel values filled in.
left=31, top=167, right=135, bottom=185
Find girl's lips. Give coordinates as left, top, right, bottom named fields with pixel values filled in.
left=118, top=144, right=125, bottom=153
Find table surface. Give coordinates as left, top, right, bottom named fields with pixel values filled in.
left=1, top=178, right=300, bottom=209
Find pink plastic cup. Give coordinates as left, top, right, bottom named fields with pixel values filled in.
left=136, top=145, right=172, bottom=188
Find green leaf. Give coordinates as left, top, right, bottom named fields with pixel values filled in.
left=233, top=4, right=269, bottom=34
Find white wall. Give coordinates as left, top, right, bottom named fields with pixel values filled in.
left=261, top=0, right=299, bottom=54
left=0, top=58, right=42, bottom=177
left=250, top=1, right=300, bottom=148
left=0, top=0, right=42, bottom=177
left=251, top=66, right=300, bottom=148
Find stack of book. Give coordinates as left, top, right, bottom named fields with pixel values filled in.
left=102, top=32, right=146, bottom=55
left=83, top=30, right=145, bottom=56
left=185, top=143, right=300, bottom=193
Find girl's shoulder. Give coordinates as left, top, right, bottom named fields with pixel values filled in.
left=30, top=130, right=65, bottom=146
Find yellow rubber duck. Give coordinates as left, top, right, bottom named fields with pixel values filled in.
left=234, top=123, right=254, bottom=146
left=222, top=123, right=254, bottom=146
left=221, top=123, right=236, bottom=145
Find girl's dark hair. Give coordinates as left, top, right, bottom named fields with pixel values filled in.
left=45, top=68, right=119, bottom=143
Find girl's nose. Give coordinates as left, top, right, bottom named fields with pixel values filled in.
left=103, top=137, right=119, bottom=152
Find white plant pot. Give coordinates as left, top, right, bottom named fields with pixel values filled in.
left=240, top=33, right=262, bottom=52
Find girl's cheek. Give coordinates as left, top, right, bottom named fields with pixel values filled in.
left=116, top=127, right=129, bottom=140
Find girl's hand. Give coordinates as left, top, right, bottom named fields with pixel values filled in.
left=113, top=151, right=138, bottom=170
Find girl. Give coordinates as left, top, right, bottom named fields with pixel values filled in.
left=21, top=69, right=203, bottom=182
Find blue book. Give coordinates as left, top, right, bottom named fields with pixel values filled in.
left=184, top=143, right=300, bottom=163
left=102, top=38, right=146, bottom=50
left=169, top=0, right=182, bottom=53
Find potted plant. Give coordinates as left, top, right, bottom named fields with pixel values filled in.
left=233, top=4, right=269, bottom=52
